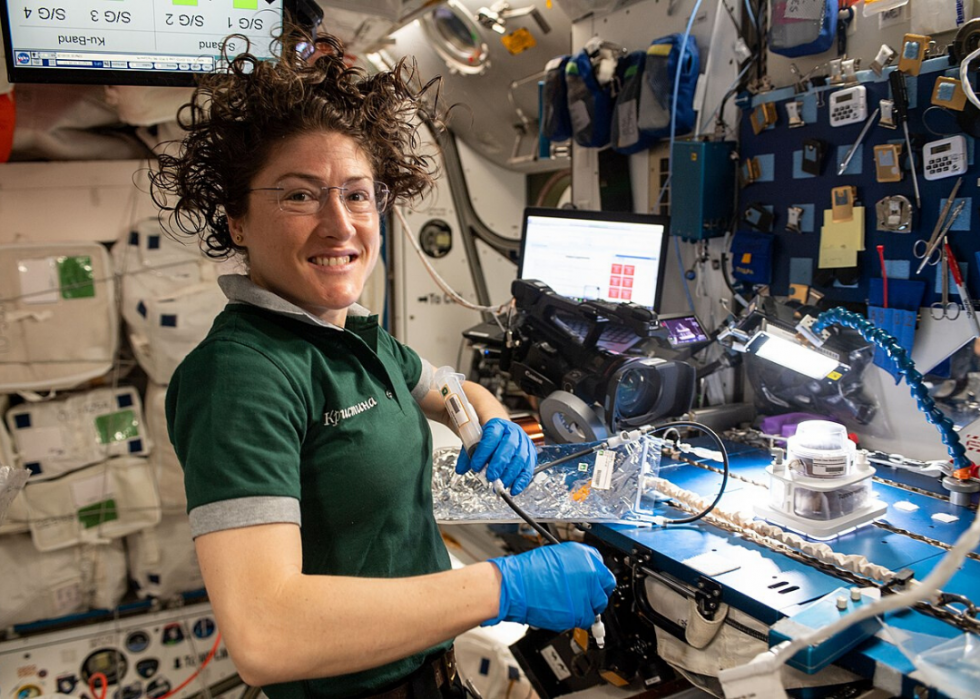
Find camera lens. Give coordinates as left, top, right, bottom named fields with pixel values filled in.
left=616, top=365, right=659, bottom=418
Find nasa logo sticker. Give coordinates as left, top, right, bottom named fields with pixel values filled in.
left=15, top=52, right=30, bottom=65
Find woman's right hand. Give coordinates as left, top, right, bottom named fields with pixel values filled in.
left=484, top=542, right=616, bottom=630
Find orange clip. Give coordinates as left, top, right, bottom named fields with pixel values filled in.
left=953, top=465, right=978, bottom=480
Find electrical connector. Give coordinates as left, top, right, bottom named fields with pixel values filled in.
left=718, top=643, right=790, bottom=699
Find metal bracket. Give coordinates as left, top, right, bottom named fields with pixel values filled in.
left=696, top=576, right=723, bottom=620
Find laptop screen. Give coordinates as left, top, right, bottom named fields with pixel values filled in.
left=518, top=207, right=671, bottom=313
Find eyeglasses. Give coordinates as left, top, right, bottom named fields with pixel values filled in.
left=249, top=178, right=390, bottom=216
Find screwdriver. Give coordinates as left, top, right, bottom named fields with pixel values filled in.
left=889, top=70, right=921, bottom=208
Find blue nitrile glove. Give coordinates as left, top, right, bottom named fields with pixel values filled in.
left=455, top=417, right=536, bottom=495
left=484, top=542, right=617, bottom=630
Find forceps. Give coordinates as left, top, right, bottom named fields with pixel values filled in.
left=913, top=199, right=966, bottom=271
left=914, top=177, right=963, bottom=274
left=931, top=245, right=961, bottom=320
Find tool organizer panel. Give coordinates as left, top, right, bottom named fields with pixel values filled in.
left=737, top=57, right=979, bottom=307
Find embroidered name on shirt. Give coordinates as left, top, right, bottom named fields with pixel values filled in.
left=324, top=397, right=378, bottom=426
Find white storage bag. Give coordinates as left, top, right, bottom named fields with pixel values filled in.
left=0, top=394, right=12, bottom=467
left=6, top=385, right=150, bottom=480
left=112, top=220, right=228, bottom=384
left=0, top=404, right=28, bottom=533
left=22, top=456, right=161, bottom=552
left=0, top=490, right=29, bottom=535
left=0, top=535, right=127, bottom=628
left=126, top=513, right=204, bottom=601
left=144, top=381, right=185, bottom=512
left=0, top=242, right=117, bottom=392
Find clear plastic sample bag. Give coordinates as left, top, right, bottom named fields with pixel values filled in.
left=433, top=436, right=662, bottom=524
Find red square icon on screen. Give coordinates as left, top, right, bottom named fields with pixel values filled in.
left=622, top=277, right=633, bottom=288
left=609, top=287, right=621, bottom=299
left=621, top=289, right=632, bottom=301
left=623, top=265, right=635, bottom=276
left=610, top=276, right=622, bottom=287
left=611, top=264, right=623, bottom=274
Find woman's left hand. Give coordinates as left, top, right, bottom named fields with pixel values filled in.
left=455, top=418, right=537, bottom=495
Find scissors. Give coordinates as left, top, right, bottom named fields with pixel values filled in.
left=931, top=245, right=961, bottom=320
left=945, top=242, right=980, bottom=334
left=914, top=199, right=966, bottom=271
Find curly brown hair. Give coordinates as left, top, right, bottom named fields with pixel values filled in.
left=150, top=26, right=440, bottom=258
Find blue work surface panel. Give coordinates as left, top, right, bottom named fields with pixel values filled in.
left=592, top=442, right=978, bottom=697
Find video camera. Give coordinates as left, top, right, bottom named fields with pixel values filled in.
left=501, top=279, right=696, bottom=443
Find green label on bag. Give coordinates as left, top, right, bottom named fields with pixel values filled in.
left=58, top=256, right=95, bottom=299
left=78, top=499, right=119, bottom=529
left=95, top=409, right=138, bottom=444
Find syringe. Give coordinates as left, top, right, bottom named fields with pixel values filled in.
left=434, top=366, right=504, bottom=493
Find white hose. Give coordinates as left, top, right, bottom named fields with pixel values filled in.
left=960, top=45, right=980, bottom=110
left=393, top=206, right=511, bottom=319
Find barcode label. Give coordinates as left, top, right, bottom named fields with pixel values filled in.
left=447, top=394, right=470, bottom=427
left=592, top=450, right=615, bottom=490
left=812, top=455, right=848, bottom=476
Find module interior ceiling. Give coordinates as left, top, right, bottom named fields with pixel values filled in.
left=322, top=0, right=571, bottom=170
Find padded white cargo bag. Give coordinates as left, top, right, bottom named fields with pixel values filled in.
left=6, top=386, right=150, bottom=480
left=0, top=404, right=27, bottom=533
left=0, top=491, right=29, bottom=535
left=112, top=219, right=228, bottom=384
left=0, top=535, right=127, bottom=629
left=0, top=395, right=11, bottom=466
left=22, top=456, right=161, bottom=552
left=0, top=242, right=117, bottom=392
left=145, top=381, right=185, bottom=512
left=127, top=513, right=203, bottom=601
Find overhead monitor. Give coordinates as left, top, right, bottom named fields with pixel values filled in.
left=518, top=207, right=670, bottom=314
left=0, top=0, right=321, bottom=86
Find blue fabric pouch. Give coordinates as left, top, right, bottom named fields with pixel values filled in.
left=565, top=49, right=613, bottom=148
left=769, top=0, right=837, bottom=58
left=543, top=55, right=573, bottom=142
left=868, top=278, right=925, bottom=383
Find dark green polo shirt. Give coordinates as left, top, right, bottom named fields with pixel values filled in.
left=166, top=275, right=452, bottom=698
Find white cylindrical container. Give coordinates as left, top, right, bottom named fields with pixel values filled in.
left=786, top=420, right=855, bottom=479
left=433, top=366, right=483, bottom=455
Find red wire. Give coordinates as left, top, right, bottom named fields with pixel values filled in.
left=158, top=632, right=223, bottom=699
left=86, top=630, right=223, bottom=699
left=877, top=245, right=888, bottom=309
left=89, top=672, right=108, bottom=699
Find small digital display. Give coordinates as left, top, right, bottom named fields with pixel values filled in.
left=661, top=314, right=708, bottom=347
left=837, top=92, right=853, bottom=103
left=933, top=143, right=952, bottom=154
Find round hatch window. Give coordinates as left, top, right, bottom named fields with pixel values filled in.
left=422, top=1, right=490, bottom=75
